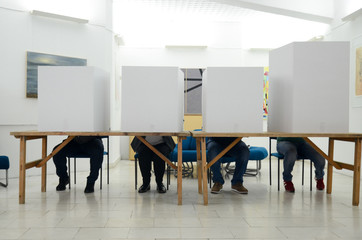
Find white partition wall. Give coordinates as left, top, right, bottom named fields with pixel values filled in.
left=268, top=41, right=350, bottom=133
left=38, top=66, right=110, bottom=131
left=121, top=66, right=184, bottom=132
left=202, top=67, right=264, bottom=133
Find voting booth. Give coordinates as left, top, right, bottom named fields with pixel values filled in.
left=38, top=66, right=110, bottom=131
left=268, top=41, right=350, bottom=133
left=121, top=66, right=184, bottom=132
left=202, top=67, right=264, bottom=133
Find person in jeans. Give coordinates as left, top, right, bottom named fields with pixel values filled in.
left=277, top=137, right=325, bottom=192
left=131, top=136, right=175, bottom=194
left=53, top=136, right=104, bottom=193
left=207, top=137, right=249, bottom=194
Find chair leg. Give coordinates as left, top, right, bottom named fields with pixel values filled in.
left=100, top=166, right=102, bottom=190
left=67, top=157, right=71, bottom=189
left=135, top=156, right=138, bottom=190
left=302, top=159, right=305, bottom=186
left=278, top=157, right=280, bottom=191
left=74, top=158, right=76, bottom=184
left=107, top=140, right=110, bottom=185
left=310, top=161, right=312, bottom=191
left=0, top=169, right=8, bottom=187
left=269, top=155, right=272, bottom=186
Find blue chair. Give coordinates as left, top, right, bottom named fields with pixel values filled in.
left=0, top=155, right=10, bottom=187
left=66, top=136, right=109, bottom=189
left=269, top=137, right=312, bottom=191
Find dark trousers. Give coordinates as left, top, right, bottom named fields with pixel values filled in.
left=53, top=138, right=104, bottom=184
left=138, top=143, right=169, bottom=186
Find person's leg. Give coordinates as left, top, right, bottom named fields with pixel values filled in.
left=152, top=143, right=169, bottom=193
left=81, top=138, right=104, bottom=186
left=230, top=141, right=249, bottom=185
left=297, top=142, right=325, bottom=180
left=138, top=147, right=153, bottom=188
left=207, top=140, right=225, bottom=185
left=52, top=140, right=80, bottom=190
left=277, top=141, right=297, bottom=182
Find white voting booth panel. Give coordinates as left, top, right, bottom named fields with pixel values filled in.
left=121, top=66, right=184, bottom=132
left=38, top=66, right=110, bottom=131
left=202, top=67, right=264, bottom=133
left=268, top=41, right=350, bottom=133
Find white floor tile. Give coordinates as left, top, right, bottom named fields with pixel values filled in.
left=0, top=158, right=361, bottom=240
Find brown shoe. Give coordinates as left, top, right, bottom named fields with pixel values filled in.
left=231, top=183, right=248, bottom=194
left=211, top=182, right=223, bottom=194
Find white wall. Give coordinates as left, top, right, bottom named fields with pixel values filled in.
left=0, top=0, right=121, bottom=179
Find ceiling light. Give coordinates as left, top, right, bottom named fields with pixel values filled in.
left=31, top=10, right=89, bottom=24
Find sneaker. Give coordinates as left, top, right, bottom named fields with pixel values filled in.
left=56, top=177, right=69, bottom=191
left=84, top=181, right=95, bottom=193
left=211, top=182, right=223, bottom=194
left=316, top=178, right=325, bottom=191
left=284, top=180, right=295, bottom=193
left=157, top=183, right=166, bottom=193
left=138, top=184, right=150, bottom=193
left=231, top=183, right=248, bottom=194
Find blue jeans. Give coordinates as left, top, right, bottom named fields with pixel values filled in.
left=277, top=141, right=325, bottom=181
left=207, top=140, right=249, bottom=185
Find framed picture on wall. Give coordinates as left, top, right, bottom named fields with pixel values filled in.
left=26, top=51, right=87, bottom=98
left=351, top=35, right=362, bottom=107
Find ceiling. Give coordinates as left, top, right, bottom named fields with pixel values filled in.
left=113, top=0, right=331, bottom=48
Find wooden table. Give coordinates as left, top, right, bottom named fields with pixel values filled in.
left=10, top=131, right=190, bottom=205
left=191, top=131, right=362, bottom=206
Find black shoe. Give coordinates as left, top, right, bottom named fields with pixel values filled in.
left=138, top=184, right=150, bottom=193
left=84, top=182, right=95, bottom=193
left=157, top=183, right=166, bottom=194
left=56, top=177, right=69, bottom=191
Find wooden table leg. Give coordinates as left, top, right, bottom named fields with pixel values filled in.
left=352, top=138, right=361, bottom=206
left=41, top=137, right=47, bottom=192
left=177, top=137, right=182, bottom=205
left=196, top=138, right=202, bottom=194
left=327, top=138, right=334, bottom=194
left=19, top=137, right=26, bottom=204
left=201, top=137, right=208, bottom=205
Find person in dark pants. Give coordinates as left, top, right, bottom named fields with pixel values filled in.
left=53, top=136, right=104, bottom=193
left=207, top=137, right=249, bottom=194
left=131, top=136, right=175, bottom=193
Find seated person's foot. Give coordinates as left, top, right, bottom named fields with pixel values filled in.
left=56, top=177, right=69, bottom=191
left=211, top=182, right=223, bottom=194
left=157, top=183, right=166, bottom=193
left=138, top=183, right=150, bottom=193
left=284, top=180, right=295, bottom=193
left=231, top=182, right=248, bottom=194
left=316, top=178, right=325, bottom=190
left=84, top=181, right=95, bottom=193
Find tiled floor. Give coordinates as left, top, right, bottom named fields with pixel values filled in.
left=0, top=159, right=362, bottom=240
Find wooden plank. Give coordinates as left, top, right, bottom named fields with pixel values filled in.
left=206, top=138, right=242, bottom=169
left=334, top=161, right=354, bottom=171
left=327, top=138, right=334, bottom=194
left=196, top=138, right=202, bottom=194
left=177, top=137, right=183, bottom=205
left=201, top=137, right=208, bottom=205
left=41, top=137, right=47, bottom=192
left=303, top=137, right=342, bottom=170
left=19, top=137, right=26, bottom=204
left=11, top=131, right=191, bottom=137
left=25, top=160, right=43, bottom=169
left=352, top=139, right=361, bottom=206
left=136, top=136, right=177, bottom=170
left=36, top=136, right=75, bottom=168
